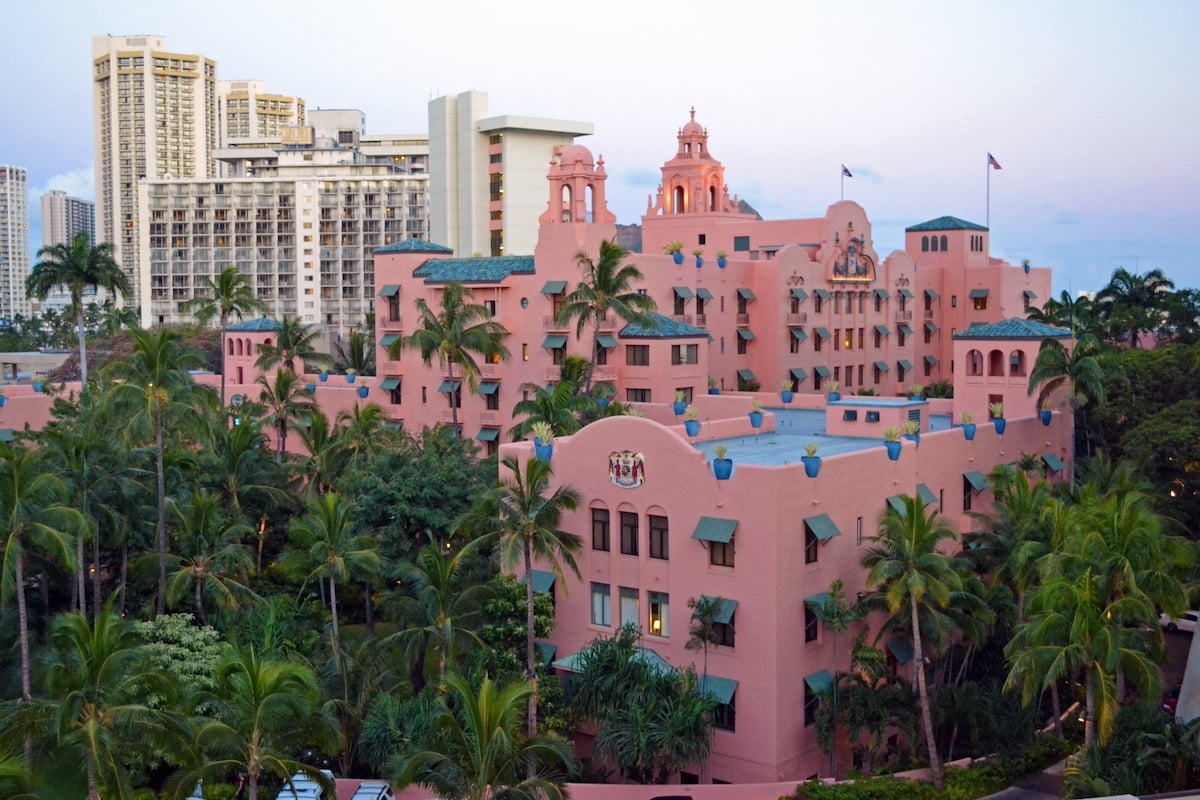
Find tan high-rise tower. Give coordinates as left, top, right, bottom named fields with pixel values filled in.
left=0, top=166, right=30, bottom=320
left=92, top=34, right=216, bottom=315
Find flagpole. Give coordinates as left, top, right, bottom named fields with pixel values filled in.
left=840, top=166, right=844, bottom=201
left=986, top=154, right=990, bottom=229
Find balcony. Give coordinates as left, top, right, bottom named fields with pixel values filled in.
left=786, top=312, right=808, bottom=325
left=543, top=315, right=568, bottom=330
left=381, top=315, right=403, bottom=331
left=441, top=409, right=461, bottom=424
left=592, top=366, right=616, bottom=383
left=546, top=366, right=564, bottom=382
left=695, top=313, right=707, bottom=327
left=478, top=410, right=499, bottom=426
left=480, top=363, right=503, bottom=380
left=895, top=310, right=913, bottom=322
left=671, top=314, right=694, bottom=325
left=597, top=315, right=615, bottom=330
left=736, top=313, right=750, bottom=325
left=924, top=309, right=935, bottom=320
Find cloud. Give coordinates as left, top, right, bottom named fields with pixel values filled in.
left=32, top=165, right=95, bottom=203
left=1052, top=208, right=1081, bottom=225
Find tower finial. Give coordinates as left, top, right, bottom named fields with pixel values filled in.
left=690, top=106, right=696, bottom=121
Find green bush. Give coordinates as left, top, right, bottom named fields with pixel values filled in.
left=204, top=784, right=239, bottom=800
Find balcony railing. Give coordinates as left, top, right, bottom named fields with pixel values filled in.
left=441, top=409, right=460, bottom=424
left=597, top=315, right=615, bottom=330
left=592, top=366, right=616, bottom=383
left=480, top=363, right=502, bottom=379
left=695, top=313, right=707, bottom=326
left=924, top=309, right=935, bottom=319
left=478, top=411, right=499, bottom=426
left=543, top=315, right=567, bottom=330
left=381, top=315, right=403, bottom=330
left=895, top=310, right=913, bottom=321
left=786, top=312, right=808, bottom=325
left=736, top=313, right=750, bottom=325
left=672, top=314, right=694, bottom=325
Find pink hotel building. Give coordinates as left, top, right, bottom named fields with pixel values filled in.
left=365, top=113, right=1072, bottom=783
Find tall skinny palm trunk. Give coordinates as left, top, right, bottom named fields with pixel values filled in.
left=1084, top=673, right=1097, bottom=745
left=584, top=317, right=602, bottom=393
left=75, top=302, right=89, bottom=385
left=219, top=311, right=229, bottom=409
left=912, top=593, right=943, bottom=789
left=155, top=413, right=167, bottom=617
left=86, top=756, right=100, bottom=800
left=328, top=570, right=341, bottom=654
left=524, top=542, right=539, bottom=778
left=194, top=575, right=209, bottom=626
left=76, top=535, right=86, bottom=615
left=92, top=527, right=102, bottom=625
left=16, top=555, right=31, bottom=703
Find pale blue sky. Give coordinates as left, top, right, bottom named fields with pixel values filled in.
left=4, top=0, right=1198, bottom=296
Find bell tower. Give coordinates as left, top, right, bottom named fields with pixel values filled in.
left=539, top=144, right=616, bottom=226
left=647, top=108, right=741, bottom=216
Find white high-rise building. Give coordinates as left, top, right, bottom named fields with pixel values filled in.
left=0, top=166, right=30, bottom=321
left=428, top=90, right=592, bottom=257
left=217, top=79, right=306, bottom=149
left=92, top=34, right=217, bottom=311
left=41, top=190, right=95, bottom=247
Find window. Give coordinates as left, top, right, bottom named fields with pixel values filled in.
left=856, top=516, right=863, bottom=546
left=596, top=346, right=608, bottom=366
left=963, top=476, right=974, bottom=511
left=967, top=349, right=983, bottom=376
left=591, top=583, right=611, bottom=626
left=805, top=604, right=819, bottom=642
left=898, top=363, right=908, bottom=383
left=846, top=293, right=854, bottom=314
left=674, top=387, right=693, bottom=404
left=592, top=508, right=610, bottom=551
left=842, top=410, right=858, bottom=422
left=897, top=329, right=906, bottom=347
left=736, top=294, right=749, bottom=315
left=485, top=390, right=499, bottom=411
left=940, top=235, right=948, bottom=251
left=619, top=587, right=639, bottom=627
left=737, top=335, right=748, bottom=355
left=671, top=344, right=698, bottom=364
left=814, top=295, right=823, bottom=313
left=649, top=515, right=669, bottom=560
left=951, top=295, right=958, bottom=308
left=733, top=235, right=750, bottom=252
left=620, top=512, right=639, bottom=555
left=387, top=294, right=400, bottom=322
left=805, top=525, right=819, bottom=564
left=626, top=345, right=650, bottom=366
left=804, top=684, right=820, bottom=727
left=626, top=388, right=651, bottom=403
left=921, top=235, right=929, bottom=252
left=833, top=328, right=841, bottom=351
left=1010, top=350, right=1026, bottom=376
left=858, top=328, right=865, bottom=349
left=874, top=329, right=883, bottom=348
left=522, top=343, right=529, bottom=361
left=973, top=295, right=988, bottom=311
left=842, top=330, right=853, bottom=350
left=713, top=692, right=736, bottom=731
left=866, top=411, right=881, bottom=423
left=673, top=294, right=687, bottom=316
left=648, top=591, right=669, bottom=637
left=832, top=292, right=841, bottom=314
left=710, top=538, right=735, bottom=567
left=714, top=617, right=735, bottom=647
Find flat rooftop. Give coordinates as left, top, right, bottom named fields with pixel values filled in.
left=692, top=408, right=954, bottom=467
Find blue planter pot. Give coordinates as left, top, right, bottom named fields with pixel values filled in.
left=32, top=382, right=43, bottom=393
left=695, top=256, right=704, bottom=269
left=712, top=458, right=733, bottom=480
left=802, top=455, right=821, bottom=478
left=685, top=419, right=701, bottom=437
left=708, top=388, right=720, bottom=396
left=781, top=390, right=794, bottom=404
left=1041, top=410, right=1052, bottom=426
left=748, top=411, right=763, bottom=429
left=306, top=383, right=316, bottom=393
left=717, top=256, right=727, bottom=269
left=0, top=395, right=6, bottom=408
left=319, top=372, right=328, bottom=383
left=905, top=433, right=920, bottom=449
left=885, top=440, right=902, bottom=461
left=346, top=374, right=357, bottom=384
left=962, top=422, right=977, bottom=441
left=993, top=418, right=1007, bottom=435
left=673, top=401, right=687, bottom=415
left=828, top=392, right=841, bottom=402
left=357, top=386, right=369, bottom=399
left=597, top=397, right=611, bottom=410
left=672, top=252, right=684, bottom=265
left=533, top=437, right=553, bottom=462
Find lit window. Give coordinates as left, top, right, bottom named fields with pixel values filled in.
left=648, top=592, right=669, bottom=637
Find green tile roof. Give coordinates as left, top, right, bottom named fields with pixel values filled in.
left=905, top=215, right=988, bottom=232
left=673, top=286, right=694, bottom=300
left=413, top=255, right=535, bottom=283
left=478, top=381, right=500, bottom=395
left=737, top=287, right=756, bottom=300
left=888, top=639, right=914, bottom=664
left=874, top=324, right=890, bottom=336
left=874, top=360, right=890, bottom=372
left=375, top=238, right=454, bottom=254
left=737, top=329, right=756, bottom=341
left=541, top=280, right=567, bottom=295
left=543, top=335, right=568, bottom=348
left=619, top=313, right=705, bottom=339
left=696, top=287, right=714, bottom=300
left=790, top=367, right=808, bottom=381
left=791, top=328, right=808, bottom=341
left=953, top=317, right=1072, bottom=340
left=596, top=334, right=618, bottom=348
left=553, top=646, right=674, bottom=676
left=790, top=288, right=808, bottom=300
left=226, top=316, right=282, bottom=332
left=969, top=288, right=989, bottom=299
left=535, top=641, right=558, bottom=667
left=887, top=495, right=907, bottom=516
left=815, top=365, right=831, bottom=377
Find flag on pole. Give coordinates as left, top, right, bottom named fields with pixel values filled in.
left=987, top=153, right=1002, bottom=170
left=841, top=164, right=853, bottom=178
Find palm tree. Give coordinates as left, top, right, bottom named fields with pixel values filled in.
left=333, top=327, right=375, bottom=376
left=165, top=490, right=257, bottom=626
left=390, top=672, right=575, bottom=800
left=206, top=415, right=290, bottom=528
left=1027, top=289, right=1098, bottom=337
left=1028, top=332, right=1110, bottom=414
left=288, top=491, right=382, bottom=655
left=388, top=281, right=510, bottom=433
left=969, top=469, right=1054, bottom=623
left=806, top=579, right=864, bottom=777
left=335, top=403, right=390, bottom=470
left=257, top=368, right=318, bottom=463
left=103, top=327, right=212, bottom=615
left=26, top=232, right=131, bottom=384
left=254, top=315, right=332, bottom=375
left=509, top=355, right=595, bottom=440
left=861, top=495, right=969, bottom=790
left=685, top=595, right=729, bottom=783
left=1094, top=267, right=1175, bottom=348
left=0, top=444, right=83, bottom=703
left=196, top=646, right=335, bottom=800
left=556, top=239, right=657, bottom=391
left=183, top=265, right=267, bottom=407
left=462, top=454, right=581, bottom=740
left=319, top=637, right=405, bottom=778
left=296, top=411, right=349, bottom=495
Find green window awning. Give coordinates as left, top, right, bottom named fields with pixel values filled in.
left=969, top=288, right=989, bottom=299
left=673, top=286, right=694, bottom=300
left=924, top=288, right=939, bottom=299
left=737, top=329, right=756, bottom=341
left=874, top=324, right=890, bottom=336
left=814, top=289, right=832, bottom=300
left=701, top=596, right=738, bottom=625
left=924, top=355, right=939, bottom=365
left=1042, top=453, right=1065, bottom=473
left=917, top=483, right=938, bottom=505
left=523, top=569, right=556, bottom=594
left=1024, top=290, right=1038, bottom=300
left=790, top=329, right=808, bottom=342
left=964, top=470, right=988, bottom=492
left=535, top=641, right=558, bottom=668
left=874, top=360, right=890, bottom=372
left=815, top=365, right=831, bottom=377
left=790, top=288, right=808, bottom=300
left=898, top=324, right=913, bottom=335
left=541, top=280, right=567, bottom=295
left=737, top=287, right=756, bottom=300
left=898, top=289, right=913, bottom=299
left=696, top=287, right=713, bottom=300
left=379, top=377, right=401, bottom=391
left=701, top=675, right=738, bottom=705
left=887, top=639, right=914, bottom=664
left=737, top=368, right=757, bottom=381
left=805, top=591, right=831, bottom=610
left=383, top=421, right=403, bottom=432
left=898, top=359, right=913, bottom=370
left=925, top=321, right=939, bottom=332
left=378, top=284, right=400, bottom=297
left=814, top=327, right=831, bottom=339
left=804, top=514, right=841, bottom=541
left=542, top=335, right=567, bottom=349
left=478, top=381, right=500, bottom=395
left=476, top=427, right=500, bottom=442
left=437, top=380, right=461, bottom=394
left=804, top=669, right=834, bottom=694
left=790, top=367, right=808, bottom=381
left=380, top=333, right=400, bottom=347
left=0, top=429, right=14, bottom=443
left=874, top=288, right=890, bottom=299
left=887, top=495, right=907, bottom=516
left=597, top=334, right=618, bottom=348
left=691, top=516, right=738, bottom=544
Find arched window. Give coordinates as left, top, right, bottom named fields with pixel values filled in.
left=673, top=186, right=685, bottom=214
left=1009, top=350, right=1026, bottom=376
left=921, top=235, right=929, bottom=252
left=245, top=338, right=252, bottom=354
left=987, top=349, right=1005, bottom=377
left=228, top=338, right=235, bottom=355
left=709, top=185, right=717, bottom=211
left=236, top=338, right=243, bottom=356
left=967, top=349, right=983, bottom=376
left=585, top=183, right=595, bottom=223
left=940, top=235, right=948, bottom=251
left=931, top=236, right=940, bottom=252
left=560, top=184, right=572, bottom=222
